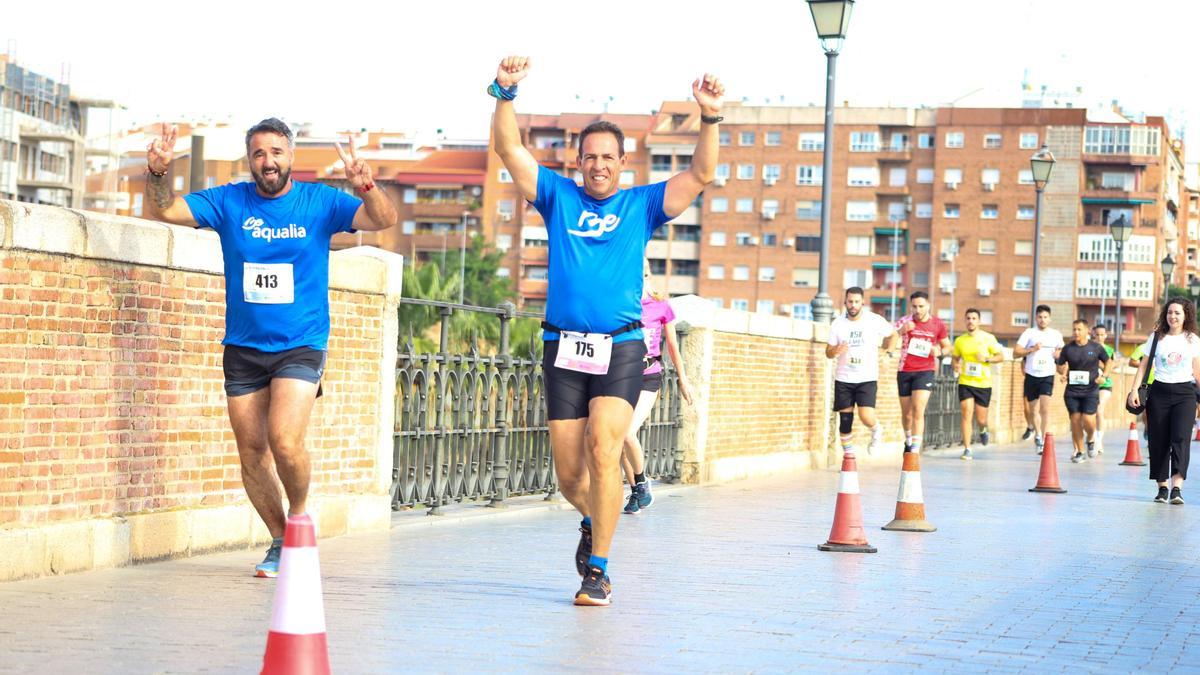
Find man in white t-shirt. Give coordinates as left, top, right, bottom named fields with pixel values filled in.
left=826, top=286, right=898, bottom=456
left=1013, top=304, right=1065, bottom=454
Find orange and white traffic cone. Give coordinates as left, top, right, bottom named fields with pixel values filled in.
left=1029, top=432, right=1067, bottom=494
left=261, top=514, right=330, bottom=675
left=818, top=452, right=877, bottom=553
left=882, top=451, right=936, bottom=532
left=1121, top=422, right=1148, bottom=466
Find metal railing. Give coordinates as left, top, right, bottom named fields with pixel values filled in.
left=923, top=365, right=964, bottom=449
left=391, top=299, right=685, bottom=512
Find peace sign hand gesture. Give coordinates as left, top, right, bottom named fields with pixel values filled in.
left=692, top=74, right=725, bottom=116
left=334, top=136, right=373, bottom=189
left=147, top=123, right=178, bottom=175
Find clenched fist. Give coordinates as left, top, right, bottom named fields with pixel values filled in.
left=497, top=56, right=530, bottom=88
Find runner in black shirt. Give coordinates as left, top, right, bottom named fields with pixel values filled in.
left=1056, top=319, right=1111, bottom=463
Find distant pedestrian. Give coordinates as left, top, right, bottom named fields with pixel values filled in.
left=827, top=287, right=898, bottom=457
left=1014, top=305, right=1065, bottom=455
left=1056, top=319, right=1110, bottom=463
left=951, top=308, right=1003, bottom=460
left=1092, top=324, right=1114, bottom=450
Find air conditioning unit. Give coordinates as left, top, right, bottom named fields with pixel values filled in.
left=761, top=210, right=776, bottom=220
left=982, top=182, right=996, bottom=192
left=939, top=251, right=955, bottom=261
left=713, top=177, right=727, bottom=186
left=784, top=237, right=795, bottom=247
left=499, top=213, right=512, bottom=222
left=940, top=285, right=956, bottom=294
left=979, top=288, right=992, bottom=296
left=945, top=181, right=959, bottom=190
left=764, top=177, right=778, bottom=186
left=748, top=236, right=759, bottom=245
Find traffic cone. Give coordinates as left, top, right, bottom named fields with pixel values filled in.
left=882, top=451, right=936, bottom=532
left=1121, top=423, right=1147, bottom=466
left=818, top=452, right=877, bottom=553
left=1029, top=432, right=1067, bottom=493
left=261, top=514, right=330, bottom=675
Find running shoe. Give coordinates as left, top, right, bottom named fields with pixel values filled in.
left=574, top=566, right=612, bottom=606
left=1071, top=452, right=1085, bottom=463
left=1170, top=487, right=1185, bottom=505
left=575, top=523, right=592, bottom=577
left=1022, top=427, right=1034, bottom=440
left=1156, top=486, right=1170, bottom=503
left=868, top=424, right=883, bottom=454
left=623, top=490, right=641, bottom=515
left=254, top=537, right=283, bottom=578
left=903, top=441, right=912, bottom=454
left=980, top=430, right=990, bottom=447
left=1035, top=437, right=1044, bottom=455
left=635, top=480, right=653, bottom=510
left=960, top=448, right=973, bottom=461
left=1086, top=440, right=1096, bottom=458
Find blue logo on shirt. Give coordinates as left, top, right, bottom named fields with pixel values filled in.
left=242, top=216, right=308, bottom=243
left=569, top=210, right=621, bottom=238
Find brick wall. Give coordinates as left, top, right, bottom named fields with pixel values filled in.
left=0, top=201, right=402, bottom=581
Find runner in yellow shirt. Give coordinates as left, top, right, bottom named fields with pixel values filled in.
left=951, top=308, right=1004, bottom=460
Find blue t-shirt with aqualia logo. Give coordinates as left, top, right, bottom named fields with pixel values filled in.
left=531, top=166, right=670, bottom=343
left=183, top=181, right=360, bottom=352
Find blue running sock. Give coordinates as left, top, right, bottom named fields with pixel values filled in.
left=588, top=555, right=608, bottom=575
left=581, top=516, right=592, bottom=529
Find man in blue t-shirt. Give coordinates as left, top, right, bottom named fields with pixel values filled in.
left=490, top=55, right=725, bottom=606
left=143, top=118, right=398, bottom=577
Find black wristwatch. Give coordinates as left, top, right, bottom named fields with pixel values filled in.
left=701, top=114, right=724, bottom=124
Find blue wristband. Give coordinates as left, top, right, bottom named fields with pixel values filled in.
left=487, top=79, right=518, bottom=101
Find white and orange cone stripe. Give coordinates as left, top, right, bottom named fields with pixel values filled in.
left=818, top=452, right=877, bottom=553
left=883, top=452, right=936, bottom=532
left=261, top=514, right=330, bottom=675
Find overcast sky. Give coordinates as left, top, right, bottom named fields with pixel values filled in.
left=6, top=1, right=1200, bottom=146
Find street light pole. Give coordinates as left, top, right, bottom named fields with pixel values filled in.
left=1109, top=215, right=1132, bottom=356
left=1162, top=253, right=1176, bottom=308
left=1029, top=145, right=1056, bottom=317
left=805, top=0, right=854, bottom=324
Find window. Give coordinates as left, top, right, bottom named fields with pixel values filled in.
left=843, top=269, right=870, bottom=288
left=914, top=238, right=931, bottom=252
left=945, top=132, right=964, bottom=148
left=915, top=203, right=933, bottom=218
left=1013, top=275, right=1032, bottom=291
left=739, top=131, right=756, bottom=146
left=731, top=299, right=749, bottom=311
left=944, top=168, right=963, bottom=186
left=1084, top=125, right=1161, bottom=155
left=940, top=238, right=960, bottom=255
left=944, top=203, right=960, bottom=218
left=674, top=224, right=700, bottom=241
left=849, top=131, right=880, bottom=152
left=711, top=197, right=728, bottom=213
left=792, top=267, right=819, bottom=287
left=796, top=165, right=823, bottom=186
left=847, top=167, right=880, bottom=186
left=795, top=235, right=821, bottom=252
left=1017, top=205, right=1035, bottom=220
left=403, top=189, right=417, bottom=204
left=799, top=132, right=824, bottom=151
left=916, top=168, right=934, bottom=184
left=708, top=265, right=725, bottom=280
left=913, top=272, right=929, bottom=287
left=763, top=164, right=782, bottom=182
left=938, top=272, right=958, bottom=290
left=709, top=231, right=727, bottom=246
left=736, top=232, right=754, bottom=246
left=402, top=220, right=416, bottom=234
left=983, top=133, right=1002, bottom=149
left=756, top=300, right=775, bottom=314
left=918, top=133, right=934, bottom=149
left=795, top=201, right=821, bottom=220
left=715, top=163, right=730, bottom=180
left=981, top=205, right=998, bottom=220
left=846, top=201, right=877, bottom=221
left=979, top=238, right=997, bottom=254
left=624, top=138, right=638, bottom=153
left=719, top=131, right=731, bottom=146
left=736, top=198, right=754, bottom=213
left=762, top=233, right=778, bottom=246
left=765, top=131, right=782, bottom=146
left=977, top=273, right=996, bottom=291
left=526, top=265, right=549, bottom=280
left=761, top=199, right=779, bottom=217
left=711, top=298, right=724, bottom=308
left=1018, top=169, right=1034, bottom=185
left=888, top=168, right=907, bottom=187
left=619, top=170, right=635, bottom=185
left=651, top=154, right=672, bottom=172
left=846, top=235, right=873, bottom=256
left=1100, top=171, right=1135, bottom=190
left=759, top=267, right=776, bottom=282
left=498, top=169, right=512, bottom=183
left=1015, top=240, right=1034, bottom=256
left=981, top=168, right=1000, bottom=188
left=733, top=265, right=751, bottom=281
left=793, top=304, right=813, bottom=320
left=937, top=309, right=954, bottom=322
left=1012, top=312, right=1031, bottom=327
left=737, top=163, right=755, bottom=180
left=889, top=133, right=909, bottom=150
left=1019, top=133, right=1039, bottom=149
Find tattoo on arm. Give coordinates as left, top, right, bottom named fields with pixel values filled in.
left=147, top=173, right=175, bottom=211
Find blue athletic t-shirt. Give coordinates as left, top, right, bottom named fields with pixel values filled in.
left=183, top=181, right=360, bottom=352
left=531, top=166, right=670, bottom=343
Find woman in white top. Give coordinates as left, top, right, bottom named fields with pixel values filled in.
left=1127, top=297, right=1200, bottom=504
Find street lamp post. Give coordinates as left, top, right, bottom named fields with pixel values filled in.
left=1189, top=276, right=1200, bottom=304
left=1162, top=253, right=1176, bottom=307
left=1109, top=216, right=1132, bottom=356
left=805, top=0, right=854, bottom=323
left=1029, top=145, right=1056, bottom=316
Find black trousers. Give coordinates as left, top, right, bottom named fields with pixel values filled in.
left=1146, top=381, right=1195, bottom=481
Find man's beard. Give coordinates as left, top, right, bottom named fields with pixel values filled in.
left=847, top=307, right=860, bottom=318
left=252, top=166, right=291, bottom=195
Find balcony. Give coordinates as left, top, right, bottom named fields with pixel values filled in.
left=875, top=184, right=910, bottom=197
left=645, top=240, right=700, bottom=260
left=1081, top=187, right=1157, bottom=205
left=412, top=201, right=471, bottom=219
left=520, top=246, right=548, bottom=265
left=876, top=145, right=912, bottom=162
left=529, top=147, right=565, bottom=164
left=518, top=278, right=548, bottom=298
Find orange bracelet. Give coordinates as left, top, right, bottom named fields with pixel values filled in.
left=356, top=183, right=374, bottom=193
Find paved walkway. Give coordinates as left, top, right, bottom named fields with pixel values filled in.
left=3, top=433, right=1200, bottom=674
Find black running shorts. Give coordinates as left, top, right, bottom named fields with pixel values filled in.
left=1023, top=374, right=1055, bottom=401
left=641, top=371, right=663, bottom=393
left=957, top=384, right=992, bottom=408
left=834, top=380, right=878, bottom=411
left=222, top=344, right=326, bottom=397
left=1064, top=390, right=1099, bottom=415
left=897, top=370, right=936, bottom=397
left=543, top=339, right=646, bottom=420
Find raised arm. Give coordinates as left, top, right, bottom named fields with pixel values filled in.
left=663, top=74, right=725, bottom=218
left=143, top=124, right=198, bottom=226
left=335, top=137, right=398, bottom=231
left=491, top=56, right=538, bottom=203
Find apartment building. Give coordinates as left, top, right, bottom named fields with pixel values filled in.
left=0, top=54, right=84, bottom=207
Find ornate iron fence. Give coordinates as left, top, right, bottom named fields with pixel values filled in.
left=923, top=364, right=964, bottom=449
left=391, top=299, right=684, bottom=512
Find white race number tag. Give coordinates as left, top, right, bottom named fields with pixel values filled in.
left=1068, top=370, right=1090, bottom=385
left=555, top=331, right=613, bottom=375
left=965, top=362, right=984, bottom=378
left=243, top=262, right=294, bottom=304
left=907, top=338, right=932, bottom=358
